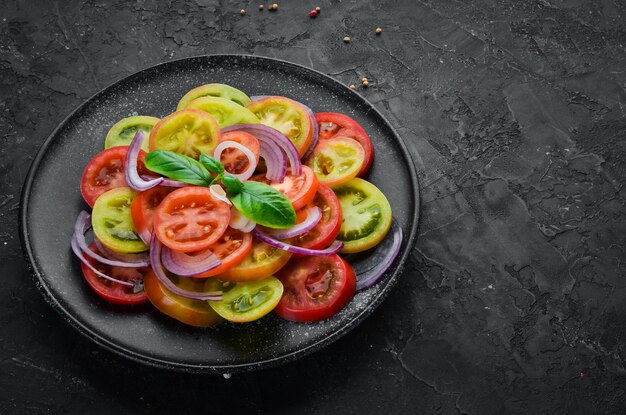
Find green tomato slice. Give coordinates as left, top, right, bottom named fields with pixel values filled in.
left=92, top=187, right=148, bottom=253
left=177, top=83, right=252, bottom=110
left=184, top=96, right=259, bottom=128
left=104, top=116, right=159, bottom=152
left=333, top=178, right=392, bottom=253
left=205, top=277, right=284, bottom=323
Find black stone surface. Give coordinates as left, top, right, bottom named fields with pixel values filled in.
left=1, top=0, right=625, bottom=414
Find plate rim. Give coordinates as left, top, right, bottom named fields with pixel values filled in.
left=19, top=54, right=421, bottom=373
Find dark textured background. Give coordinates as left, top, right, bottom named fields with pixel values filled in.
left=1, top=1, right=625, bottom=414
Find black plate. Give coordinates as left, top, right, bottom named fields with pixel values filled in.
left=20, top=55, right=420, bottom=373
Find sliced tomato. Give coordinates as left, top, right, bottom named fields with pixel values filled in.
left=153, top=186, right=231, bottom=253
left=80, top=146, right=148, bottom=208
left=143, top=270, right=222, bottom=327
left=315, top=112, right=374, bottom=177
left=148, top=109, right=220, bottom=160
left=274, top=254, right=356, bottom=322
left=185, top=96, right=259, bottom=128
left=218, top=131, right=261, bottom=175
left=92, top=187, right=148, bottom=253
left=251, top=165, right=318, bottom=211
left=291, top=184, right=342, bottom=250
left=177, top=83, right=252, bottom=109
left=218, top=237, right=292, bottom=282
left=333, top=178, right=392, bottom=253
left=305, top=136, right=365, bottom=188
left=104, top=116, right=159, bottom=151
left=80, top=242, right=148, bottom=305
left=130, top=186, right=177, bottom=243
left=247, top=96, right=313, bottom=157
left=205, top=277, right=283, bottom=323
left=191, top=228, right=253, bottom=278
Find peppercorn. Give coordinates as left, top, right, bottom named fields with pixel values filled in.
left=270, top=3, right=278, bottom=11
left=309, top=9, right=318, bottom=18
left=362, top=80, right=369, bottom=88
left=259, top=4, right=264, bottom=11
left=343, top=36, right=350, bottom=43
left=240, top=9, right=246, bottom=15
left=375, top=27, right=382, bottom=35
left=361, top=77, right=368, bottom=83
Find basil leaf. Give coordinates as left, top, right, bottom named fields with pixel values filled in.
left=145, top=150, right=212, bottom=186
left=231, top=182, right=296, bottom=229
left=200, top=154, right=224, bottom=175
left=222, top=174, right=244, bottom=194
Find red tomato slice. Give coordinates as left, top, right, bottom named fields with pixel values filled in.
left=247, top=96, right=314, bottom=157
left=315, top=112, right=374, bottom=177
left=153, top=187, right=231, bottom=253
left=274, top=254, right=356, bottom=322
left=130, top=186, right=177, bottom=243
left=80, top=146, right=148, bottom=208
left=143, top=270, right=222, bottom=327
left=251, top=165, right=319, bottom=211
left=218, top=131, right=261, bottom=175
left=291, top=184, right=342, bottom=250
left=80, top=242, right=148, bottom=305
left=191, top=228, right=253, bottom=278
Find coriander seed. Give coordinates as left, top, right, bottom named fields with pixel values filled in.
left=240, top=9, right=246, bottom=15
left=375, top=27, right=382, bottom=34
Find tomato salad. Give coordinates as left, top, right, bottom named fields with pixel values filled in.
left=71, top=84, right=402, bottom=327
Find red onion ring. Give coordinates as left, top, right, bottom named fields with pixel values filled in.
left=214, top=140, right=258, bottom=181
left=149, top=234, right=222, bottom=301
left=161, top=246, right=221, bottom=276
left=259, top=140, right=286, bottom=182
left=252, top=229, right=343, bottom=256
left=222, top=124, right=302, bottom=176
left=124, top=131, right=163, bottom=191
left=70, top=235, right=136, bottom=288
left=73, top=211, right=149, bottom=268
left=262, top=206, right=322, bottom=239
left=210, top=184, right=232, bottom=206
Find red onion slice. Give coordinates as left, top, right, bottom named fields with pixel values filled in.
left=73, top=211, right=149, bottom=268
left=259, top=140, right=287, bottom=182
left=141, top=175, right=187, bottom=188
left=240, top=220, right=257, bottom=233
left=70, top=236, right=136, bottom=288
left=253, top=229, right=343, bottom=256
left=222, top=124, right=301, bottom=176
left=149, top=234, right=222, bottom=301
left=262, top=206, right=321, bottom=239
left=125, top=131, right=163, bottom=191
left=161, top=246, right=222, bottom=276
left=210, top=184, right=232, bottom=206
left=214, top=140, right=258, bottom=181
left=349, top=219, right=403, bottom=291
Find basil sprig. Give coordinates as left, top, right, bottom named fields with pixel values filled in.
left=144, top=150, right=296, bottom=228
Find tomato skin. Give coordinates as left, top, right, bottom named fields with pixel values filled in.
left=191, top=228, right=253, bottom=278
left=143, top=270, right=222, bottom=327
left=218, top=238, right=292, bottom=282
left=218, top=131, right=261, bottom=175
left=177, top=83, right=252, bottom=109
left=291, top=184, right=342, bottom=251
left=205, top=277, right=284, bottom=323
left=247, top=96, right=314, bottom=157
left=251, top=165, right=319, bottom=211
left=315, top=112, right=374, bottom=177
left=104, top=116, right=159, bottom=151
left=130, top=186, right=177, bottom=244
left=305, top=136, right=365, bottom=188
left=185, top=96, right=259, bottom=128
left=80, top=146, right=148, bottom=208
left=153, top=186, right=231, bottom=253
left=274, top=255, right=356, bottom=322
left=80, top=242, right=148, bottom=305
left=148, top=109, right=220, bottom=160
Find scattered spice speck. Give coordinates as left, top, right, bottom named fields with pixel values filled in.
left=362, top=80, right=369, bottom=87
left=270, top=3, right=278, bottom=11
left=349, top=84, right=356, bottom=90
left=361, top=77, right=368, bottom=83
left=343, top=36, right=351, bottom=43
left=259, top=4, right=264, bottom=11
left=240, top=9, right=246, bottom=15
left=315, top=6, right=321, bottom=12
left=375, top=27, right=382, bottom=34
left=309, top=9, right=318, bottom=18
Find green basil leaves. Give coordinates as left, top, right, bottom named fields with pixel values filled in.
left=144, top=150, right=212, bottom=186
left=230, top=181, right=295, bottom=229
